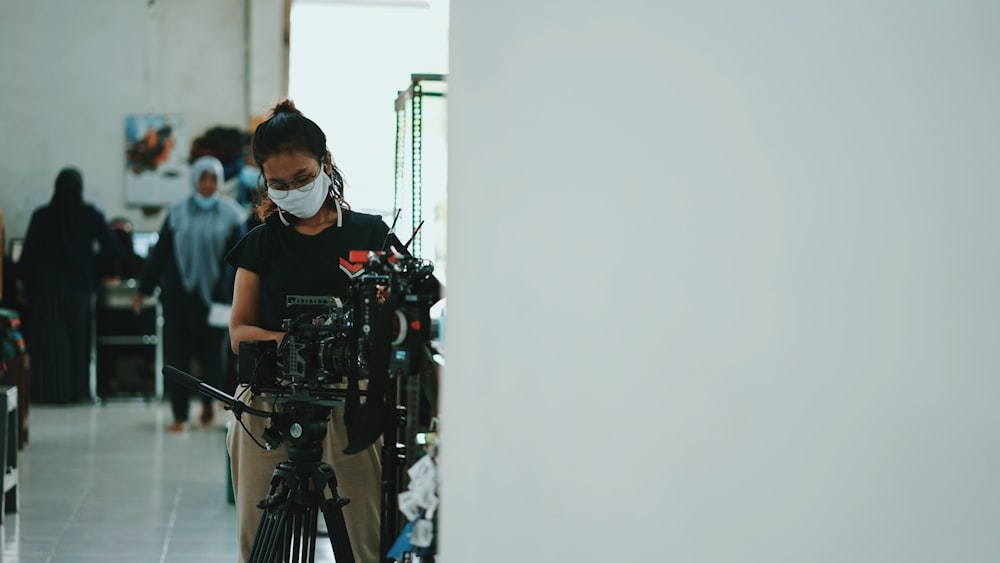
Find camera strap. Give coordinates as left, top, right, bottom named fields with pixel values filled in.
left=343, top=290, right=400, bottom=454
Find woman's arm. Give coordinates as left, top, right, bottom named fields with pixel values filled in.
left=131, top=219, right=173, bottom=313
left=229, top=266, right=284, bottom=354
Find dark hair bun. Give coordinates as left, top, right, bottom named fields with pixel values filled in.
left=273, top=99, right=299, bottom=115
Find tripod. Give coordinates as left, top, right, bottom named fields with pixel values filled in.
left=248, top=401, right=354, bottom=563
left=162, top=367, right=356, bottom=563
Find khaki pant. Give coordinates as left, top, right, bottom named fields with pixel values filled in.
left=227, top=388, right=382, bottom=563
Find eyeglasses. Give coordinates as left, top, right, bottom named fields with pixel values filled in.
left=265, top=163, right=322, bottom=199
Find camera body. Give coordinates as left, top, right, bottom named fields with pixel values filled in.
left=236, top=250, right=437, bottom=402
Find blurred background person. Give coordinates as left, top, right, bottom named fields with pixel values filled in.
left=235, top=134, right=263, bottom=215
left=93, top=217, right=154, bottom=398
left=132, top=156, right=245, bottom=432
left=16, top=167, right=123, bottom=404
left=98, top=217, right=148, bottom=281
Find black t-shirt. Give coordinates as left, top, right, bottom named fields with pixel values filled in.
left=225, top=209, right=390, bottom=331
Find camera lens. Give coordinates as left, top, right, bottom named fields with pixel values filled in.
left=318, top=334, right=352, bottom=377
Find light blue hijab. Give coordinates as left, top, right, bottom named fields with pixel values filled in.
left=168, top=156, right=244, bottom=305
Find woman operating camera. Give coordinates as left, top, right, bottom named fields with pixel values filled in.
left=226, top=99, right=389, bottom=563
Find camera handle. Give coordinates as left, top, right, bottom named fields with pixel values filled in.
left=164, top=365, right=271, bottom=420
left=163, top=366, right=356, bottom=563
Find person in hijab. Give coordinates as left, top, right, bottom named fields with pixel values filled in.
left=17, top=167, right=124, bottom=404
left=133, top=156, right=246, bottom=432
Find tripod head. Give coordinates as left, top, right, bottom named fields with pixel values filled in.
left=259, top=401, right=333, bottom=461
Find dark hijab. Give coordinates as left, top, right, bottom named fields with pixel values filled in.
left=51, top=167, right=86, bottom=253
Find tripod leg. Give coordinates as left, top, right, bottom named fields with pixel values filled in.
left=300, top=502, right=317, bottom=561
left=249, top=461, right=351, bottom=563
left=254, top=503, right=316, bottom=562
left=250, top=505, right=288, bottom=562
left=314, top=463, right=355, bottom=563
left=249, top=465, right=301, bottom=563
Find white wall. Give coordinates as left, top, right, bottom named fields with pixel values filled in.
left=443, top=2, right=1000, bottom=562
left=0, top=0, right=286, bottom=240
left=288, top=1, right=449, bottom=213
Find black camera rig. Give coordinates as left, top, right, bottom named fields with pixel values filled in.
left=236, top=248, right=436, bottom=405
left=236, top=245, right=441, bottom=561
left=234, top=242, right=439, bottom=407
left=167, top=238, right=441, bottom=562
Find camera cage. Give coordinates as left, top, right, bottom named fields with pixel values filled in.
left=236, top=247, right=437, bottom=407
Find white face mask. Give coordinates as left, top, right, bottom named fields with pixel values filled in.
left=268, top=168, right=332, bottom=219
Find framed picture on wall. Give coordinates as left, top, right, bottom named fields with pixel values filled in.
left=124, top=114, right=189, bottom=207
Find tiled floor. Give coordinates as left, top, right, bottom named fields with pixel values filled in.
left=2, top=399, right=338, bottom=562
